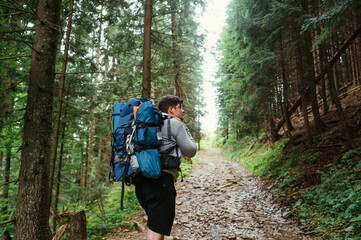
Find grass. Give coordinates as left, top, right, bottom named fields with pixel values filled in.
left=83, top=184, right=141, bottom=239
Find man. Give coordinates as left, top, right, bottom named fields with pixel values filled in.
left=135, top=95, right=197, bottom=240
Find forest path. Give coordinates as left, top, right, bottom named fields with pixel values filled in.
left=108, top=148, right=314, bottom=240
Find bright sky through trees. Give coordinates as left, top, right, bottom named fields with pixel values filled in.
left=198, top=0, right=230, bottom=133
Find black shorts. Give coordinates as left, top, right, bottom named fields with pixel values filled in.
left=135, top=172, right=176, bottom=236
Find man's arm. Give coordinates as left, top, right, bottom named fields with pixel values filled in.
left=174, top=123, right=197, bottom=158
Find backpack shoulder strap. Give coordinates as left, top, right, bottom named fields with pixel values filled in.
left=167, top=116, right=171, bottom=140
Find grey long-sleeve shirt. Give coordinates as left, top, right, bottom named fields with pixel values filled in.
left=159, top=113, right=197, bottom=179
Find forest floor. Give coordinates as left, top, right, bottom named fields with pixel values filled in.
left=106, top=148, right=316, bottom=240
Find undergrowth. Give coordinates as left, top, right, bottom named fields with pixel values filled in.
left=220, top=133, right=361, bottom=239
left=295, top=150, right=361, bottom=239
left=87, top=184, right=141, bottom=239
left=180, top=156, right=198, bottom=177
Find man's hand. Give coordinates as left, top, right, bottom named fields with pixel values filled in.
left=183, top=156, right=193, bottom=164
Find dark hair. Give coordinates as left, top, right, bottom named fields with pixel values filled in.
left=158, top=95, right=183, bottom=113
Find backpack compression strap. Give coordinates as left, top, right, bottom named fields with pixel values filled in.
left=133, top=122, right=159, bottom=151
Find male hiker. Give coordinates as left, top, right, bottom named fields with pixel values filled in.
left=135, top=95, right=197, bottom=240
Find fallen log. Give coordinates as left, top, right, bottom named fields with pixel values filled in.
left=52, top=224, right=68, bottom=240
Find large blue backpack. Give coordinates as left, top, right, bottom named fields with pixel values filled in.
left=111, top=98, right=163, bottom=209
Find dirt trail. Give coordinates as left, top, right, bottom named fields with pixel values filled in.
left=108, top=148, right=314, bottom=240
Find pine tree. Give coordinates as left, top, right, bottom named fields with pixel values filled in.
left=14, top=0, right=62, bottom=238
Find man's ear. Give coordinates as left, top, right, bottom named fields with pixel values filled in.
left=168, top=106, right=173, bottom=115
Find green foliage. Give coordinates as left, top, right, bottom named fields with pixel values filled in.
left=63, top=184, right=141, bottom=239
left=180, top=155, right=198, bottom=177
left=0, top=198, right=16, bottom=238
left=216, top=0, right=280, bottom=138
left=200, top=132, right=221, bottom=148
left=302, top=0, right=361, bottom=32
left=296, top=149, right=361, bottom=238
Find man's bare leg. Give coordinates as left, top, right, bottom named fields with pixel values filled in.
left=146, top=228, right=164, bottom=240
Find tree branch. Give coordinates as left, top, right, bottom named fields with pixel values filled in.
left=0, top=54, right=31, bottom=61
left=0, top=179, right=19, bottom=188
left=0, top=220, right=15, bottom=227
left=2, top=117, right=25, bottom=126
left=55, top=71, right=102, bottom=75
left=0, top=4, right=32, bottom=14
left=0, top=28, right=35, bottom=34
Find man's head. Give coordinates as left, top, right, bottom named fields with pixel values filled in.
left=158, top=95, right=184, bottom=121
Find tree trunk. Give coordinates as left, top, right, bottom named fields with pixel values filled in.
left=2, top=149, right=10, bottom=214
left=80, top=143, right=84, bottom=191
left=86, top=115, right=96, bottom=188
left=14, top=0, right=62, bottom=239
left=280, top=35, right=294, bottom=133
left=106, top=134, right=112, bottom=188
left=326, top=66, right=354, bottom=148
left=303, top=0, right=324, bottom=130
left=142, top=0, right=152, bottom=98
left=342, top=45, right=352, bottom=84
left=170, top=1, right=181, bottom=98
left=52, top=119, right=67, bottom=233
left=354, top=12, right=361, bottom=85
left=269, top=115, right=279, bottom=142
left=296, top=40, right=312, bottom=143
left=319, top=42, right=329, bottom=115
left=349, top=45, right=357, bottom=84
left=331, top=34, right=344, bottom=93
left=315, top=0, right=329, bottom=115
left=84, top=139, right=89, bottom=188
left=95, top=136, right=103, bottom=185
left=49, top=0, right=74, bottom=202
left=86, top=6, right=103, bottom=188
left=106, top=153, right=111, bottom=188
left=0, top=152, right=3, bottom=176
left=69, top=211, right=87, bottom=240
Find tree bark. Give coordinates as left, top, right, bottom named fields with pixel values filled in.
left=303, top=0, right=324, bottom=130
left=142, top=0, right=152, bottom=98
left=106, top=134, right=112, bottom=188
left=269, top=115, right=279, bottom=142
left=2, top=149, right=10, bottom=214
left=84, top=138, right=89, bottom=188
left=0, top=152, right=3, bottom=176
left=95, top=135, right=103, bottom=185
left=14, top=0, right=62, bottom=239
left=69, top=211, right=87, bottom=240
left=80, top=143, right=84, bottom=191
left=296, top=38, right=312, bottom=143
left=170, top=1, right=182, bottom=98
left=86, top=5, right=103, bottom=189
left=52, top=119, right=67, bottom=233
left=326, top=66, right=354, bottom=149
left=348, top=37, right=356, bottom=84
left=354, top=11, right=361, bottom=85
left=280, top=35, right=294, bottom=133
left=86, top=115, right=96, bottom=188
left=49, top=0, right=74, bottom=202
